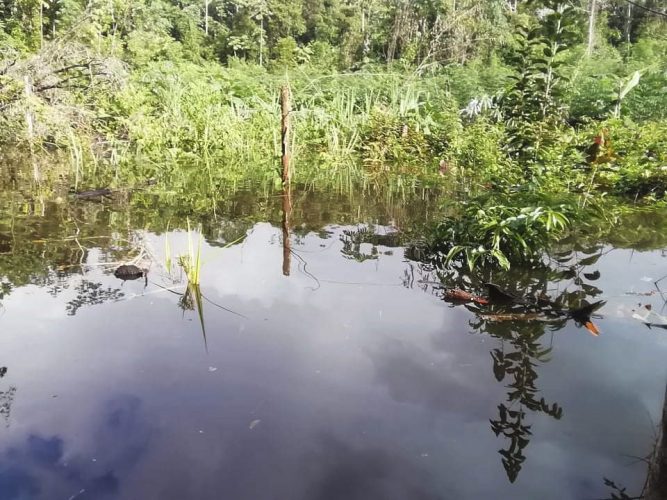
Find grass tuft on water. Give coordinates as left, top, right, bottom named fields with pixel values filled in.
left=178, top=219, right=203, bottom=287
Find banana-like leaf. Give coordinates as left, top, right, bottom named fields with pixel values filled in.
left=619, top=71, right=641, bottom=100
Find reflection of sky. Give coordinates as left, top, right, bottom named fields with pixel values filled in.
left=0, top=224, right=665, bottom=499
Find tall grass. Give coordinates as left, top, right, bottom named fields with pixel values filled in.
left=3, top=56, right=457, bottom=187
left=2, top=49, right=665, bottom=200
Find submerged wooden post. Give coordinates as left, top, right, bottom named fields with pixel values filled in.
left=280, top=84, right=291, bottom=185
left=281, top=185, right=292, bottom=276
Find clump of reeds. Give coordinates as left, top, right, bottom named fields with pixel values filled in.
left=177, top=218, right=202, bottom=286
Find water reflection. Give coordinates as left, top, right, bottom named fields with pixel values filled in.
left=304, top=434, right=440, bottom=500
left=0, top=182, right=666, bottom=499
left=340, top=226, right=402, bottom=263
left=646, top=384, right=667, bottom=500
left=282, top=186, right=292, bottom=277
left=0, top=366, right=15, bottom=427
left=600, top=384, right=667, bottom=500
left=0, top=395, right=149, bottom=499
left=479, top=320, right=563, bottom=482
left=178, top=282, right=208, bottom=349
left=406, top=236, right=666, bottom=483
left=65, top=281, right=125, bottom=316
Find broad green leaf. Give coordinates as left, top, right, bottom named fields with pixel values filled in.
left=619, top=71, right=641, bottom=100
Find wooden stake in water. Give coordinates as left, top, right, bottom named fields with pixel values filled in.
left=282, top=185, right=292, bottom=276
left=280, top=84, right=291, bottom=185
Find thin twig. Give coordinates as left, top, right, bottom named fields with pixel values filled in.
left=289, top=249, right=321, bottom=291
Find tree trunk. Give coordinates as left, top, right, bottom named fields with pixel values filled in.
left=624, top=2, right=632, bottom=45
left=259, top=17, right=264, bottom=66
left=586, top=0, right=597, bottom=57
left=204, top=0, right=209, bottom=35
left=39, top=1, right=44, bottom=49
left=386, top=0, right=408, bottom=63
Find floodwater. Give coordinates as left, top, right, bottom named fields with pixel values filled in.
left=0, top=184, right=666, bottom=500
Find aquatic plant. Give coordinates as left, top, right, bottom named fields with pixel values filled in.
left=177, top=219, right=203, bottom=286
left=432, top=195, right=573, bottom=271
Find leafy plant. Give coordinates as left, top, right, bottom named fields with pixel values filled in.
left=432, top=195, right=573, bottom=270
left=499, top=0, right=580, bottom=167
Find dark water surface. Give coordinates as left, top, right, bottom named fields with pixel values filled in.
left=0, top=185, right=666, bottom=500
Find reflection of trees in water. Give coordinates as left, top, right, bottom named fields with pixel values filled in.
left=405, top=241, right=610, bottom=483
left=646, top=385, right=667, bottom=500
left=65, top=280, right=124, bottom=316
left=340, top=226, right=402, bottom=263
left=0, top=366, right=16, bottom=427
left=475, top=319, right=563, bottom=482
left=600, top=385, right=667, bottom=500
left=0, top=280, right=11, bottom=301
left=0, top=387, right=16, bottom=427
left=0, top=182, right=438, bottom=316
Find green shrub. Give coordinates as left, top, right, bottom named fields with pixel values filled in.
left=431, top=194, right=575, bottom=270
left=361, top=108, right=430, bottom=175
left=589, top=120, right=667, bottom=198
left=272, top=37, right=298, bottom=68
left=126, top=31, right=184, bottom=66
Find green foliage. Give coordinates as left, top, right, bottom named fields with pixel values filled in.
left=565, top=33, right=667, bottom=122
left=432, top=194, right=575, bottom=270
left=360, top=109, right=430, bottom=175
left=450, top=119, right=516, bottom=183
left=304, top=41, right=339, bottom=70
left=500, top=1, right=580, bottom=166
left=444, top=56, right=513, bottom=108
left=126, top=30, right=185, bottom=65
left=272, top=36, right=298, bottom=67
left=589, top=119, right=667, bottom=199
left=0, top=0, right=665, bottom=203
left=565, top=45, right=625, bottom=119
